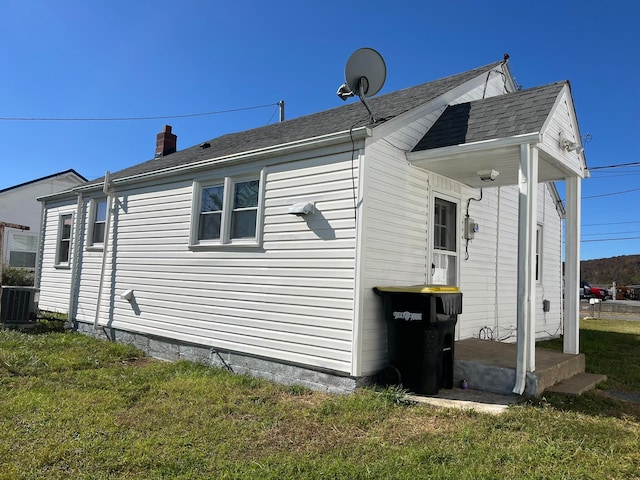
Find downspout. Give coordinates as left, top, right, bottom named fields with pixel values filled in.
left=513, top=144, right=538, bottom=395
left=67, top=192, right=83, bottom=328
left=94, top=172, right=113, bottom=330
left=35, top=200, right=48, bottom=291
left=493, top=187, right=501, bottom=335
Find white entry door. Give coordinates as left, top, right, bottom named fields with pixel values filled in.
left=432, top=197, right=458, bottom=286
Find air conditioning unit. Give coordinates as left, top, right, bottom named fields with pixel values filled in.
left=0, top=286, right=39, bottom=328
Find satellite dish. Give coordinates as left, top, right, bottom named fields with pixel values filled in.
left=345, top=48, right=387, bottom=98
left=336, top=47, right=387, bottom=123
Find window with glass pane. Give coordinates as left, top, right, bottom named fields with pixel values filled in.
left=433, top=198, right=457, bottom=286
left=57, top=214, right=73, bottom=264
left=231, top=180, right=259, bottom=239
left=8, top=233, right=38, bottom=268
left=434, top=198, right=456, bottom=251
left=198, top=184, right=224, bottom=240
left=92, top=200, right=107, bottom=244
left=536, top=225, right=542, bottom=282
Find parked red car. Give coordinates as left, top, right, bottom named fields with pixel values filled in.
left=580, top=281, right=611, bottom=301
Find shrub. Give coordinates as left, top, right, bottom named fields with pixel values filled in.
left=1, top=264, right=35, bottom=286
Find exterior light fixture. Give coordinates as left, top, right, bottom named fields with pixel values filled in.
left=477, top=170, right=499, bottom=182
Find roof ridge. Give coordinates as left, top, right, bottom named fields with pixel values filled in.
left=83, top=59, right=509, bottom=187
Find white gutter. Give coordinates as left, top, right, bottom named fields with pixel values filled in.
left=67, top=192, right=83, bottom=327
left=75, top=127, right=372, bottom=193
left=406, top=132, right=542, bottom=163
left=94, top=172, right=113, bottom=330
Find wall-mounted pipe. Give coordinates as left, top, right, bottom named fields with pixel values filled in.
left=94, top=172, right=113, bottom=330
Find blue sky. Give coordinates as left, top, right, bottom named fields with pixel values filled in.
left=1, top=0, right=638, bottom=260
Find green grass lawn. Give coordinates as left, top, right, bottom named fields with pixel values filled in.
left=1, top=319, right=640, bottom=479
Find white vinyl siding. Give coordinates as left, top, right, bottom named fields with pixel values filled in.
left=457, top=183, right=563, bottom=342
left=74, top=148, right=358, bottom=374
left=356, top=68, right=513, bottom=375
left=38, top=199, right=78, bottom=313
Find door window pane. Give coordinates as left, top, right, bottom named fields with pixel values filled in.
left=433, top=198, right=457, bottom=286
left=434, top=198, right=456, bottom=251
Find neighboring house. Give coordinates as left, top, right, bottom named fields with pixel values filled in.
left=0, top=170, right=86, bottom=275
left=37, top=58, right=587, bottom=394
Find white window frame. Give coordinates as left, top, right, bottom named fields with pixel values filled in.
left=55, top=213, right=74, bottom=267
left=430, top=192, right=460, bottom=287
left=6, top=230, right=39, bottom=270
left=536, top=224, right=543, bottom=283
left=88, top=198, right=107, bottom=248
left=190, top=170, right=265, bottom=248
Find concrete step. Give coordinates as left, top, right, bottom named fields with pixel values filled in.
left=544, top=373, right=608, bottom=395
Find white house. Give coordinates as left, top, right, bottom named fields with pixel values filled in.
left=37, top=58, right=587, bottom=394
left=0, top=170, right=86, bottom=276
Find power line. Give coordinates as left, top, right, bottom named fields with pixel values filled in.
left=582, top=230, right=640, bottom=237
left=0, top=103, right=280, bottom=122
left=583, top=220, right=640, bottom=227
left=589, top=161, right=640, bottom=170
left=583, top=187, right=640, bottom=199
left=582, top=236, right=640, bottom=243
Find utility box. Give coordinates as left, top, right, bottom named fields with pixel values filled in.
left=1, top=286, right=39, bottom=328
left=373, top=285, right=462, bottom=395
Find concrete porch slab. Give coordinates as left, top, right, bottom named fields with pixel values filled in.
left=453, top=338, right=586, bottom=396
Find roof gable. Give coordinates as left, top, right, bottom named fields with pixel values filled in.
left=412, top=82, right=567, bottom=151
left=0, top=169, right=87, bottom=195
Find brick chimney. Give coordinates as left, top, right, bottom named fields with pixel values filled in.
left=155, top=125, right=177, bottom=158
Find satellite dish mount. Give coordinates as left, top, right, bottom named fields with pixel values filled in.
left=336, top=48, right=387, bottom=123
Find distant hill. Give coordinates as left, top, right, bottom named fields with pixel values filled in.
left=580, top=255, right=640, bottom=286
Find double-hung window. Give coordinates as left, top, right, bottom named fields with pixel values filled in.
left=192, top=172, right=263, bottom=247
left=90, top=199, right=107, bottom=246
left=7, top=232, right=38, bottom=269
left=56, top=214, right=73, bottom=266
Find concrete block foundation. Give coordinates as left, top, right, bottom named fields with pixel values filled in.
left=75, top=321, right=372, bottom=394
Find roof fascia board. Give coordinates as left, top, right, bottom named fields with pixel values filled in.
left=562, top=84, right=588, bottom=172
left=37, top=188, right=80, bottom=203
left=502, top=61, right=517, bottom=92
left=539, top=84, right=569, bottom=135
left=407, top=132, right=542, bottom=162
left=546, top=181, right=566, bottom=218
left=75, top=126, right=372, bottom=192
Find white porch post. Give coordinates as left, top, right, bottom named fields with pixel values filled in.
left=563, top=176, right=581, bottom=354
left=513, top=144, right=538, bottom=395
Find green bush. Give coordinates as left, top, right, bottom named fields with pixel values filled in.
left=1, top=264, right=35, bottom=286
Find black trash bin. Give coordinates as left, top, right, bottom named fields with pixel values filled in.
left=373, top=285, right=462, bottom=395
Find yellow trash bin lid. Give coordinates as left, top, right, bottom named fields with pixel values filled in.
left=373, top=284, right=460, bottom=294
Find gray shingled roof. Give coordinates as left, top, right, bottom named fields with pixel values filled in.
left=412, top=81, right=567, bottom=151
left=86, top=61, right=504, bottom=186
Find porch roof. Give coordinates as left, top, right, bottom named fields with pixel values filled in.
left=406, top=82, right=588, bottom=189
